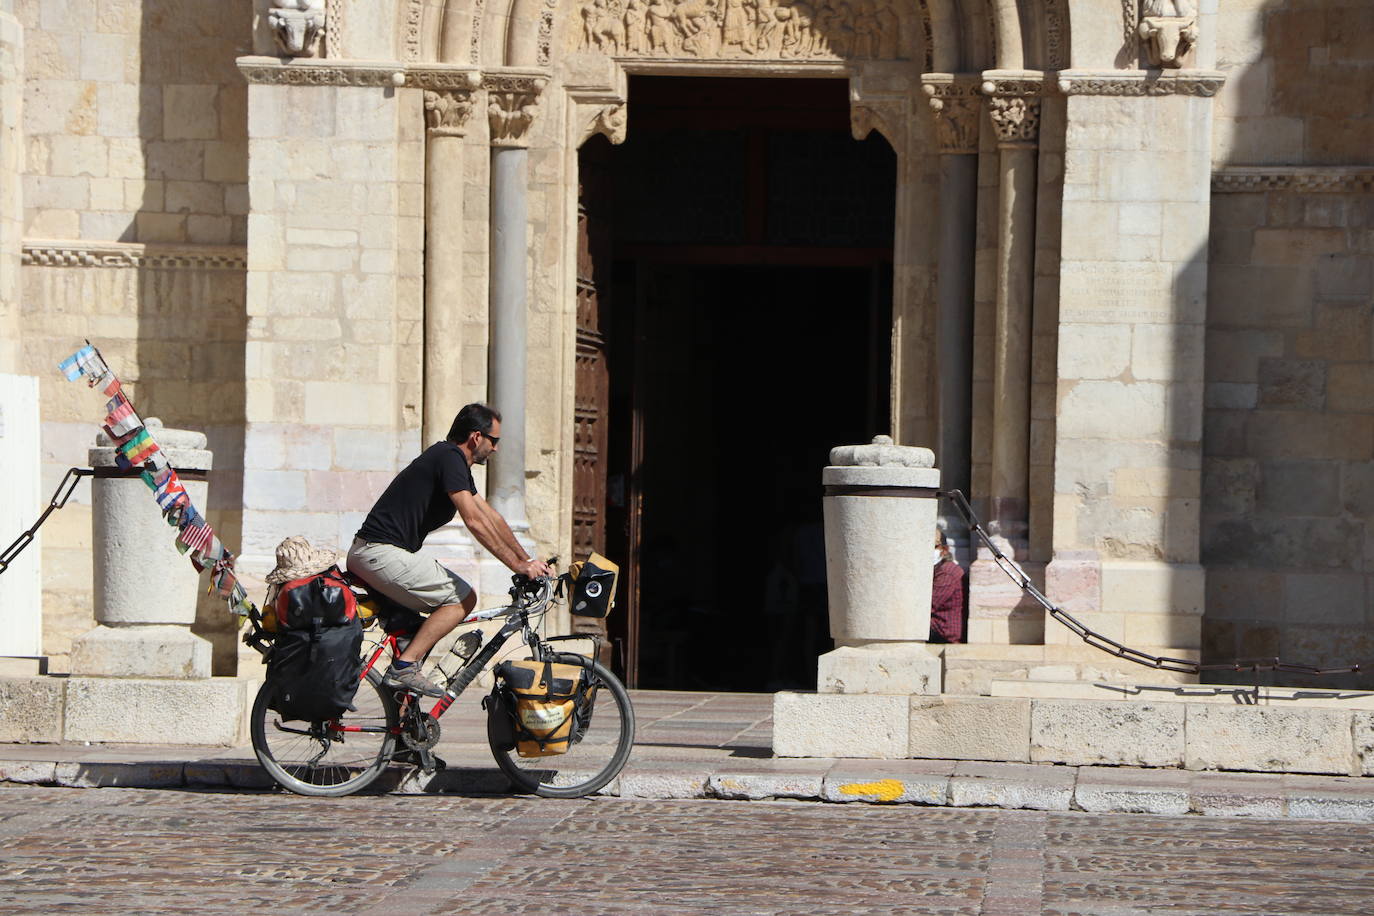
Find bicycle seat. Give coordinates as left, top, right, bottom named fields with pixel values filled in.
left=342, top=572, right=426, bottom=639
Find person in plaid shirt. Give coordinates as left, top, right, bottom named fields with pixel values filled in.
left=929, top=528, right=965, bottom=643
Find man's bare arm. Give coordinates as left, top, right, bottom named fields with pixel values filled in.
left=450, top=491, right=551, bottom=578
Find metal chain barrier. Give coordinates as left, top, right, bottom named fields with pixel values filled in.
left=0, top=468, right=93, bottom=578
left=941, top=488, right=1362, bottom=677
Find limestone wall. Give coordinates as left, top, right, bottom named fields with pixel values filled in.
left=14, top=0, right=250, bottom=672
left=1203, top=176, right=1374, bottom=688
left=1214, top=0, right=1374, bottom=167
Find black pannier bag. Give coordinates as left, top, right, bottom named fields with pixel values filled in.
left=568, top=553, right=619, bottom=619
left=266, top=568, right=363, bottom=722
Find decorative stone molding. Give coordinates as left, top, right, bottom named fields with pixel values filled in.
left=538, top=0, right=559, bottom=66
left=485, top=71, right=548, bottom=147
left=921, top=74, right=981, bottom=155
left=470, top=0, right=485, bottom=64
left=424, top=89, right=478, bottom=137
left=23, top=241, right=247, bottom=271
left=324, top=0, right=344, bottom=58
left=572, top=0, right=912, bottom=62
left=403, top=0, right=423, bottom=61
left=1055, top=70, right=1225, bottom=96
left=1139, top=0, right=1197, bottom=69
left=268, top=0, right=326, bottom=58
left=1044, top=0, right=1066, bottom=70
left=237, top=57, right=482, bottom=91
left=980, top=73, right=1045, bottom=147
left=1212, top=167, right=1374, bottom=194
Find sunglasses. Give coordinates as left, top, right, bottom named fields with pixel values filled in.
left=482, top=431, right=501, bottom=445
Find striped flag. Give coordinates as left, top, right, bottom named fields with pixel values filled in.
left=119, top=429, right=160, bottom=466
left=178, top=517, right=215, bottom=553
left=104, top=394, right=140, bottom=437
left=58, top=346, right=96, bottom=381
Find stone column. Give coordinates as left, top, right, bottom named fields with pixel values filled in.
left=1044, top=71, right=1224, bottom=671
left=962, top=73, right=1045, bottom=643
left=484, top=72, right=546, bottom=533
left=418, top=74, right=484, bottom=588
left=0, top=374, right=41, bottom=667
left=70, top=420, right=214, bottom=678
left=922, top=75, right=981, bottom=561
left=817, top=436, right=943, bottom=696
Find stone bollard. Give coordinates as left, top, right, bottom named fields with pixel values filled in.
left=69, top=419, right=214, bottom=678
left=817, top=435, right=943, bottom=695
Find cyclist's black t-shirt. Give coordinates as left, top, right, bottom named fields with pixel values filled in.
left=356, top=441, right=476, bottom=553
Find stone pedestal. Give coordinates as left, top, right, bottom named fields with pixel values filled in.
left=70, top=420, right=214, bottom=679
left=0, top=374, right=43, bottom=662
left=817, top=436, right=943, bottom=695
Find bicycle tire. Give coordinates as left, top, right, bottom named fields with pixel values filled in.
left=251, top=669, right=399, bottom=797
left=487, top=652, right=635, bottom=799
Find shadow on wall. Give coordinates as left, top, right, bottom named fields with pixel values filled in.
left=132, top=0, right=250, bottom=675
left=1200, top=0, right=1374, bottom=689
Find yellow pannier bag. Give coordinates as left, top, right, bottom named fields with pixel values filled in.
left=495, top=658, right=585, bottom=758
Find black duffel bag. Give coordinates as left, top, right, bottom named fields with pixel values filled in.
left=266, top=568, right=363, bottom=722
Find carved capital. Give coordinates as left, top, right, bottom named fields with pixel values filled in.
left=424, top=90, right=477, bottom=136
left=980, top=72, right=1046, bottom=147
left=268, top=0, right=326, bottom=58
left=484, top=71, right=548, bottom=147
left=921, top=74, right=981, bottom=155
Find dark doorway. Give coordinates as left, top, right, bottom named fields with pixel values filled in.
left=578, top=76, right=896, bottom=691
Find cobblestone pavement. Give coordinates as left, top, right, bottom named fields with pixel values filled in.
left=1, top=785, right=1371, bottom=915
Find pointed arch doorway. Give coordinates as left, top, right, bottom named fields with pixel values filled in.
left=574, top=75, right=895, bottom=691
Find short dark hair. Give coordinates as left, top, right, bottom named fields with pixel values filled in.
left=447, top=403, right=502, bottom=442
left=447, top=403, right=501, bottom=443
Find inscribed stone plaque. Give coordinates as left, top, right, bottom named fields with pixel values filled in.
left=1060, top=262, right=1172, bottom=324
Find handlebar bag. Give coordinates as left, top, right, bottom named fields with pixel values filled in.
left=495, top=659, right=585, bottom=757
left=568, top=553, right=619, bottom=619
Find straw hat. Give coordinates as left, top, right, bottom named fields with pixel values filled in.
left=265, top=536, right=340, bottom=585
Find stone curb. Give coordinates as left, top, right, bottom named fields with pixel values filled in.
left=4, top=757, right=1374, bottom=822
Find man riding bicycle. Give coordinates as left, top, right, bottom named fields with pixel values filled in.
left=346, top=403, right=553, bottom=698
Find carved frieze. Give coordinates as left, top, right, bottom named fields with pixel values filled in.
left=573, top=0, right=910, bottom=62
left=1212, top=167, right=1374, bottom=194
left=538, top=0, right=559, bottom=66
left=269, top=0, right=326, bottom=58
left=237, top=58, right=482, bottom=91
left=485, top=73, right=548, bottom=147
left=23, top=241, right=247, bottom=271
left=404, top=0, right=424, bottom=61
left=1056, top=71, right=1225, bottom=97
left=921, top=75, right=980, bottom=155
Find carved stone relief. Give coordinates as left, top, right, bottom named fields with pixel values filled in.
left=573, top=0, right=911, bottom=61
left=269, top=0, right=326, bottom=58
left=425, top=90, right=478, bottom=136
left=981, top=77, right=1043, bottom=147
left=1138, top=0, right=1197, bottom=69
left=486, top=74, right=547, bottom=147
left=922, top=76, right=980, bottom=155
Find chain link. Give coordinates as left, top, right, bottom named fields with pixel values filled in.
left=0, top=468, right=94, bottom=578
left=941, top=489, right=1362, bottom=678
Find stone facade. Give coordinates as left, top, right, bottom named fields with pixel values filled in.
left=3, top=0, right=1372, bottom=695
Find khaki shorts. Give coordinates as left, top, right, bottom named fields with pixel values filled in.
left=346, top=538, right=474, bottom=612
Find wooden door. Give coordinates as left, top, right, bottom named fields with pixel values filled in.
left=571, top=139, right=614, bottom=665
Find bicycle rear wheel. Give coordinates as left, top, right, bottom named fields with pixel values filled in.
left=251, top=669, right=399, bottom=797
left=488, top=652, right=634, bottom=799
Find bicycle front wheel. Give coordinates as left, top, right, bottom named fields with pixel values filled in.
left=488, top=652, right=635, bottom=799
left=251, top=669, right=399, bottom=797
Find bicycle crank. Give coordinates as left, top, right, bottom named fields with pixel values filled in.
left=401, top=712, right=441, bottom=751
